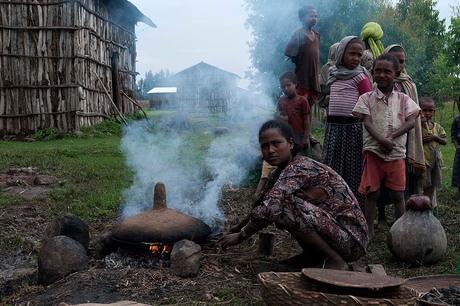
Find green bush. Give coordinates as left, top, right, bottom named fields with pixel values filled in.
left=80, top=118, right=122, bottom=137
left=34, top=127, right=61, bottom=140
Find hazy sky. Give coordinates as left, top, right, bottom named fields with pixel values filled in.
left=129, top=0, right=458, bottom=87
left=129, top=0, right=252, bottom=89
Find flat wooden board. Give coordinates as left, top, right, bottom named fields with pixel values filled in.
left=302, top=268, right=406, bottom=290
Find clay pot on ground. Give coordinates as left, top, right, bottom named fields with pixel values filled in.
left=387, top=194, right=447, bottom=266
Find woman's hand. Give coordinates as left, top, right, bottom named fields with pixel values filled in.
left=228, top=223, right=243, bottom=233
left=218, top=233, right=243, bottom=250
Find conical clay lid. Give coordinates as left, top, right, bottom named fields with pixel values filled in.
left=112, top=182, right=211, bottom=244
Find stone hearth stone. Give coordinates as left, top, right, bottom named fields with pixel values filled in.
left=38, top=235, right=88, bottom=285
left=93, top=231, right=119, bottom=259
left=170, top=239, right=201, bottom=278
left=45, top=213, right=90, bottom=251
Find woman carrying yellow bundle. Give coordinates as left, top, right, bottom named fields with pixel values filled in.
left=360, top=22, right=385, bottom=72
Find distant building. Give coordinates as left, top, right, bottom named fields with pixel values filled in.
left=147, top=87, right=177, bottom=109
left=168, top=62, right=241, bottom=113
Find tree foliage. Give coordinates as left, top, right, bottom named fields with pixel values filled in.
left=136, top=69, right=174, bottom=100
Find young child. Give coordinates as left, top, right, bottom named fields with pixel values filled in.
left=284, top=5, right=320, bottom=110
left=322, top=36, right=372, bottom=208
left=451, top=106, right=460, bottom=201
left=254, top=71, right=311, bottom=197
left=420, top=97, right=446, bottom=207
left=353, top=53, right=421, bottom=239
left=376, top=44, right=426, bottom=228
left=277, top=71, right=311, bottom=154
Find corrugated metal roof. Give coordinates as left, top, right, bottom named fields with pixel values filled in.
left=148, top=87, right=177, bottom=94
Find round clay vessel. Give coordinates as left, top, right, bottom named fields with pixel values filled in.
left=387, top=194, right=447, bottom=266
left=112, top=182, right=211, bottom=244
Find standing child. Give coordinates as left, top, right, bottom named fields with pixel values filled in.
left=353, top=53, right=421, bottom=239
left=322, top=36, right=372, bottom=208
left=375, top=44, right=426, bottom=228
left=420, top=97, right=446, bottom=207
left=277, top=71, right=311, bottom=154
left=451, top=103, right=460, bottom=201
left=284, top=5, right=320, bottom=116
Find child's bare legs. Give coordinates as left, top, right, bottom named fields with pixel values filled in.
left=389, top=189, right=405, bottom=220
left=280, top=230, right=348, bottom=270
left=365, top=190, right=379, bottom=240
left=423, top=185, right=435, bottom=208
left=377, top=202, right=388, bottom=229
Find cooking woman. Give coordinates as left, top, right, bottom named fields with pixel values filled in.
left=218, top=119, right=369, bottom=270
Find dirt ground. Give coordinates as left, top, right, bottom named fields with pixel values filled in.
left=1, top=168, right=458, bottom=306
left=0, top=168, right=303, bottom=306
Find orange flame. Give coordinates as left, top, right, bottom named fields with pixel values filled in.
left=149, top=244, right=173, bottom=255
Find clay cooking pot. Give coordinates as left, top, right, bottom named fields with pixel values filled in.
left=112, top=182, right=211, bottom=244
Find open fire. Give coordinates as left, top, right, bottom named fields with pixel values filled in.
left=148, top=243, right=173, bottom=256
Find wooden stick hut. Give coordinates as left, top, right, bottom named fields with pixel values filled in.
left=0, top=0, right=155, bottom=136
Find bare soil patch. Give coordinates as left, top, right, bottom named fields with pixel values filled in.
left=1, top=168, right=459, bottom=305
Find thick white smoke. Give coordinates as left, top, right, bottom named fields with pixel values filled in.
left=120, top=97, right=274, bottom=227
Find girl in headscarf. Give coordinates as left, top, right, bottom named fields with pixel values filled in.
left=360, top=22, right=385, bottom=72
left=322, top=36, right=372, bottom=209
left=375, top=44, right=426, bottom=226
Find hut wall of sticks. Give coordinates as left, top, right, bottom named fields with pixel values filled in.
left=0, top=0, right=155, bottom=136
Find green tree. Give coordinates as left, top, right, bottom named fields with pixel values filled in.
left=444, top=15, right=460, bottom=99
left=424, top=52, right=458, bottom=100
left=391, top=0, right=445, bottom=96
left=136, top=69, right=174, bottom=100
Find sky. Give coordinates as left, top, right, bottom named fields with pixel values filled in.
left=129, top=0, right=458, bottom=89
left=129, top=0, right=252, bottom=89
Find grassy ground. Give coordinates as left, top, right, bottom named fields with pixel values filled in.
left=1, top=105, right=460, bottom=305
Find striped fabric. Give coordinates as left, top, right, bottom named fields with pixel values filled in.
left=328, top=73, right=368, bottom=117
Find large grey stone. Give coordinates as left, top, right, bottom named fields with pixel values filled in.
left=170, top=239, right=202, bottom=278
left=45, top=213, right=90, bottom=251
left=38, top=235, right=88, bottom=285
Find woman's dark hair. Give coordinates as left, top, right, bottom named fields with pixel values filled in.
left=258, top=119, right=300, bottom=155
left=279, top=71, right=298, bottom=83
left=373, top=53, right=400, bottom=72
